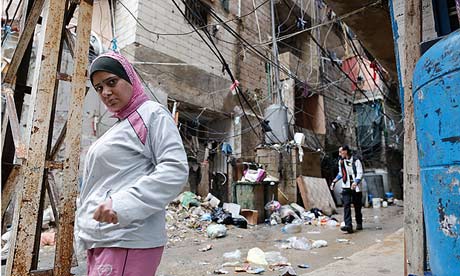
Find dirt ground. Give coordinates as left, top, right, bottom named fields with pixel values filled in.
left=61, top=205, right=402, bottom=275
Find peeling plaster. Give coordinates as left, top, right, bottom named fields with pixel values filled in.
left=438, top=199, right=459, bottom=238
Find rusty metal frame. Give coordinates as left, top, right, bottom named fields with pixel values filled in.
left=5, top=0, right=68, bottom=274
left=1, top=165, right=21, bottom=220
left=2, top=0, right=47, bottom=85
left=2, top=88, right=27, bottom=159
left=53, top=1, right=94, bottom=273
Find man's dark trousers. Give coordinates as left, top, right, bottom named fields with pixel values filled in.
left=342, top=188, right=363, bottom=228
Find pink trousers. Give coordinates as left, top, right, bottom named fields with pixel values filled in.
left=87, top=247, right=164, bottom=276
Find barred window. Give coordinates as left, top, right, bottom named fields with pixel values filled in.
left=184, top=0, right=210, bottom=28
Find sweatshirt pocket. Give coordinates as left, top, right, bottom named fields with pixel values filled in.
left=96, top=189, right=112, bottom=238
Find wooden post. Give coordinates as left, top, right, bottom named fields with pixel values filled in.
left=5, top=0, right=67, bottom=274
left=53, top=0, right=93, bottom=274
left=403, top=0, right=424, bottom=275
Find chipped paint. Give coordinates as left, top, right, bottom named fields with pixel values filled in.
left=418, top=89, right=424, bottom=100
left=438, top=199, right=459, bottom=238
left=441, top=136, right=460, bottom=143
left=448, top=166, right=460, bottom=174
left=449, top=178, right=460, bottom=193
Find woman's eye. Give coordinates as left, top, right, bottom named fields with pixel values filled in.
left=108, top=79, right=117, bottom=87
left=96, top=86, right=103, bottom=93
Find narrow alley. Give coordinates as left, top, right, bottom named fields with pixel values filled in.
left=1, top=0, right=460, bottom=276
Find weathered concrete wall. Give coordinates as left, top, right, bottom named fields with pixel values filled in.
left=321, top=62, right=357, bottom=150
left=115, top=0, right=139, bottom=48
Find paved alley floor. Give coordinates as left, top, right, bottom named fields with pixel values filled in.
left=300, top=228, right=404, bottom=276
left=61, top=204, right=403, bottom=276
left=0, top=204, right=403, bottom=275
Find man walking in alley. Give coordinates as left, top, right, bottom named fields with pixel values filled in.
left=330, top=145, right=364, bottom=233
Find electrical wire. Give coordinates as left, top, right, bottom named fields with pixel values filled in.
left=344, top=31, right=400, bottom=107
left=260, top=0, right=383, bottom=46
left=2, top=0, right=22, bottom=45
left=171, top=0, right=268, bottom=143
left=118, top=0, right=271, bottom=36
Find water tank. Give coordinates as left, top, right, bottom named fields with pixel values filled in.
left=264, top=104, right=289, bottom=144
left=413, top=30, right=460, bottom=275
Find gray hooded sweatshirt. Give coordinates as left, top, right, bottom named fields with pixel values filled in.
left=75, top=101, right=188, bottom=252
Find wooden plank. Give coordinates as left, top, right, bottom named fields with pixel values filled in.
left=2, top=0, right=46, bottom=84
left=296, top=176, right=336, bottom=216
left=402, top=0, right=424, bottom=275
left=6, top=0, right=67, bottom=274
left=53, top=1, right=94, bottom=275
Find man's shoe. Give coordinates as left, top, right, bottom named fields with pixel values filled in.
left=356, top=224, right=363, bottom=230
left=340, top=225, right=354, bottom=233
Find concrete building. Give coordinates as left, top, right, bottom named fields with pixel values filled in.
left=1, top=0, right=404, bottom=207
left=103, top=0, right=399, bottom=204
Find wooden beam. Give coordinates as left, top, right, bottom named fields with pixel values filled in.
left=403, top=0, right=424, bottom=275
left=53, top=0, right=94, bottom=275
left=2, top=0, right=46, bottom=84
left=5, top=0, right=67, bottom=274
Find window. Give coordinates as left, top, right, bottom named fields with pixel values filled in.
left=184, top=0, right=210, bottom=28
left=221, top=0, right=229, bottom=12
left=294, top=87, right=326, bottom=135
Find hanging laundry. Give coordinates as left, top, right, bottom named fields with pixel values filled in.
left=221, top=143, right=233, bottom=155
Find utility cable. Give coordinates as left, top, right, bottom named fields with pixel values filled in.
left=171, top=0, right=264, bottom=142
left=118, top=0, right=270, bottom=36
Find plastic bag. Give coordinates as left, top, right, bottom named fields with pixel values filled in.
left=180, top=191, right=200, bottom=208
left=247, top=247, right=268, bottom=265
left=326, top=220, right=338, bottom=227
left=312, top=240, right=328, bottom=248
left=281, top=223, right=302, bottom=234
left=288, top=237, right=311, bottom=251
left=265, top=200, right=281, bottom=212
left=265, top=251, right=288, bottom=264
left=270, top=212, right=282, bottom=225
left=211, top=208, right=233, bottom=225
left=232, top=217, right=248, bottom=229
left=290, top=203, right=305, bottom=215
left=280, top=206, right=300, bottom=223
left=207, top=224, right=227, bottom=238
left=223, top=249, right=241, bottom=260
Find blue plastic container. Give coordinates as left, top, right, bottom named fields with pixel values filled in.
left=413, top=30, right=460, bottom=275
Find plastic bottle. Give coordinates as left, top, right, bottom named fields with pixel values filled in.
left=281, top=223, right=302, bottom=234
left=373, top=215, right=382, bottom=230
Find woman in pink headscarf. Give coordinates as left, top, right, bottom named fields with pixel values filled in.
left=75, top=52, right=188, bottom=276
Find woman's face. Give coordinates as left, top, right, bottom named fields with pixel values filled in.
left=92, top=71, right=133, bottom=112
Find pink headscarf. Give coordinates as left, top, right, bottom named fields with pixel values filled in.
left=90, top=51, right=149, bottom=120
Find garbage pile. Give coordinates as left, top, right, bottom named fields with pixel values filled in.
left=265, top=200, right=339, bottom=228
left=166, top=191, right=249, bottom=244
